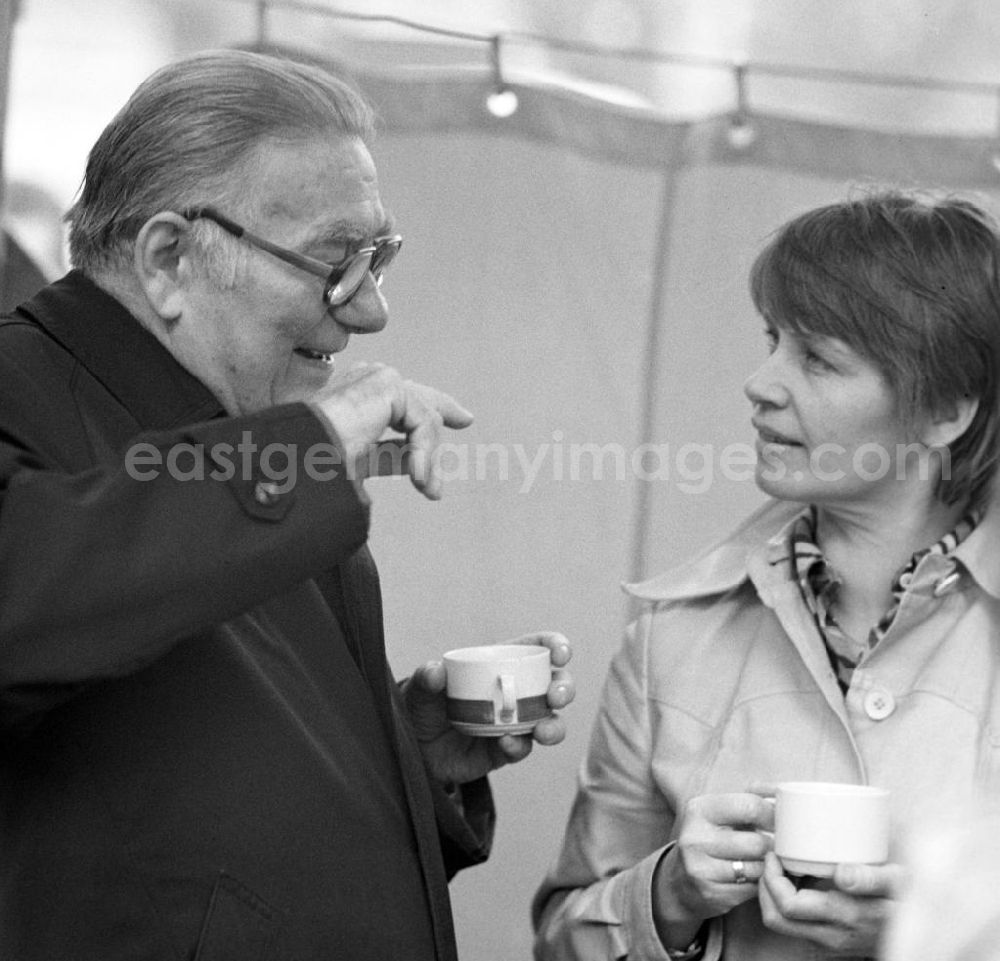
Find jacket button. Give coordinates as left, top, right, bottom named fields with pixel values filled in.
left=933, top=571, right=962, bottom=597
left=253, top=480, right=283, bottom=506
left=863, top=687, right=895, bottom=721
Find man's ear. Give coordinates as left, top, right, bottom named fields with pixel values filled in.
left=922, top=395, right=979, bottom=449
left=132, top=212, right=196, bottom=321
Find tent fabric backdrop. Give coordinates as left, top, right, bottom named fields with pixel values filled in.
left=360, top=70, right=1000, bottom=185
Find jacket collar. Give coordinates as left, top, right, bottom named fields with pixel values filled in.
left=953, top=500, right=1000, bottom=599
left=625, top=495, right=1000, bottom=603
left=624, top=499, right=800, bottom=602
left=15, top=270, right=224, bottom=430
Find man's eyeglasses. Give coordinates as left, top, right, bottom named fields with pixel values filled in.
left=182, top=206, right=402, bottom=308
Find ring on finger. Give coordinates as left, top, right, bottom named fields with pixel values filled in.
left=731, top=859, right=750, bottom=884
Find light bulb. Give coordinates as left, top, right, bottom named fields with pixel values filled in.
left=727, top=117, right=757, bottom=150
left=486, top=87, right=519, bottom=118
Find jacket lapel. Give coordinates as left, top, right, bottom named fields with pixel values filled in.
left=323, top=548, right=458, bottom=961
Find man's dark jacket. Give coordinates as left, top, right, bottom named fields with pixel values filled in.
left=0, top=272, right=492, bottom=960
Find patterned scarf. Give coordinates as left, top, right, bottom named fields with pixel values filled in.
left=772, top=507, right=979, bottom=694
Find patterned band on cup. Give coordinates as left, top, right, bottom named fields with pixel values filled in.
left=446, top=694, right=549, bottom=726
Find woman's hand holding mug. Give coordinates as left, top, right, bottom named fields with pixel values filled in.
left=652, top=791, right=775, bottom=950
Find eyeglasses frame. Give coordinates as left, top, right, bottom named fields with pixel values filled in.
left=181, top=206, right=402, bottom=307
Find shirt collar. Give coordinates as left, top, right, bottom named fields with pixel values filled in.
left=773, top=505, right=981, bottom=588
left=15, top=270, right=224, bottom=430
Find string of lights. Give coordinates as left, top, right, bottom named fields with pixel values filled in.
left=246, top=0, right=1000, bottom=98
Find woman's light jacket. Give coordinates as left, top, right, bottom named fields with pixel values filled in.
left=533, top=498, right=1000, bottom=961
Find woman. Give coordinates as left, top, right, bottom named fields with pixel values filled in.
left=533, top=189, right=1000, bottom=961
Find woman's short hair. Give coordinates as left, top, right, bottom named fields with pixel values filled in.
left=750, top=189, right=1000, bottom=509
left=67, top=48, right=375, bottom=272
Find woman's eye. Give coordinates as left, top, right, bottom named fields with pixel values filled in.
left=804, top=349, right=835, bottom=372
left=762, top=328, right=778, bottom=352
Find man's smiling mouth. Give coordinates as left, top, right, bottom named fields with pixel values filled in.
left=293, top=347, right=336, bottom=366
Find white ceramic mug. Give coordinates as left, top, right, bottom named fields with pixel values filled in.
left=774, top=781, right=890, bottom=877
left=443, top=644, right=551, bottom=736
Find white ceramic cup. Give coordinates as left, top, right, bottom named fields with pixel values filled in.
left=443, top=644, right=552, bottom=737
left=774, top=782, right=891, bottom=877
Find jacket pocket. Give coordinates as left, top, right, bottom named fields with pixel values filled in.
left=193, top=871, right=286, bottom=961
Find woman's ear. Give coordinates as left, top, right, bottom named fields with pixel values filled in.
left=132, top=212, right=195, bottom=321
left=922, top=395, right=980, bottom=449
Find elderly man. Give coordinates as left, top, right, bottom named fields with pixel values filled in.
left=0, top=49, right=571, bottom=961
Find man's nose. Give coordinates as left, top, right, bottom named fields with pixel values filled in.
left=329, top=273, right=389, bottom=333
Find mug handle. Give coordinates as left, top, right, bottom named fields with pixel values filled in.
left=498, top=673, right=517, bottom=724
